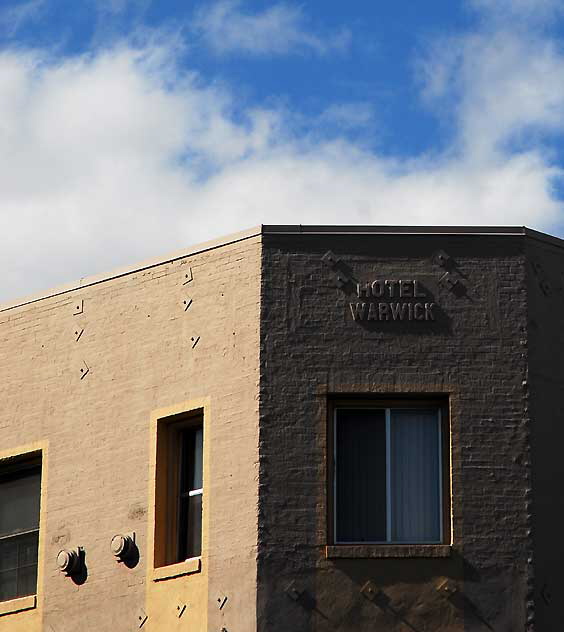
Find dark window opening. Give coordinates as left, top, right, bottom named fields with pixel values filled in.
left=0, top=456, right=41, bottom=602
left=154, top=413, right=204, bottom=568
left=177, top=426, right=203, bottom=561
left=333, top=403, right=447, bottom=545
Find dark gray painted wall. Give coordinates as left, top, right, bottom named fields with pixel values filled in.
left=527, top=238, right=564, bottom=631
left=258, top=233, right=531, bottom=631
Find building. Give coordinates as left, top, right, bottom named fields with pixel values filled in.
left=0, top=225, right=562, bottom=631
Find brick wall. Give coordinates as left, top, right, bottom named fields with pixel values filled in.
left=1, top=226, right=557, bottom=632
left=0, top=234, right=261, bottom=632
left=527, top=237, right=564, bottom=631
left=258, top=232, right=531, bottom=632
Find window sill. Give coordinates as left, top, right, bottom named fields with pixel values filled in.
left=0, top=594, right=37, bottom=617
left=326, top=544, right=451, bottom=559
left=153, top=557, right=201, bottom=582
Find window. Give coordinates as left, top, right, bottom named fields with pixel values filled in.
left=176, top=426, right=203, bottom=561
left=0, top=454, right=41, bottom=602
left=332, top=401, right=448, bottom=545
left=154, top=412, right=203, bottom=568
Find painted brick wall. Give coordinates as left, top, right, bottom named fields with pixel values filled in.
left=1, top=227, right=556, bottom=632
left=527, top=237, right=564, bottom=631
left=258, top=232, right=531, bottom=631
left=0, top=234, right=261, bottom=632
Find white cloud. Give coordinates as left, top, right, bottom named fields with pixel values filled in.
left=93, top=0, right=152, bottom=17
left=101, top=0, right=134, bottom=13
left=0, top=0, right=45, bottom=36
left=468, top=0, right=564, bottom=23
left=318, top=103, right=375, bottom=130
left=419, top=29, right=564, bottom=162
left=193, top=0, right=350, bottom=56
left=2, top=15, right=564, bottom=302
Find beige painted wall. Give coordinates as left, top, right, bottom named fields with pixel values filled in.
left=0, top=234, right=261, bottom=631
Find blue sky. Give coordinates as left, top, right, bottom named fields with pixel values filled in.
left=2, top=0, right=564, bottom=300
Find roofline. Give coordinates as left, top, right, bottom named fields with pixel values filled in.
left=262, top=224, right=564, bottom=249
left=2, top=224, right=562, bottom=312
left=262, top=224, right=530, bottom=234
left=0, top=226, right=262, bottom=313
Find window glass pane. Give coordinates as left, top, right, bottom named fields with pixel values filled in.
left=178, top=493, right=202, bottom=560
left=0, top=539, right=17, bottom=572
left=0, top=461, right=41, bottom=601
left=0, top=532, right=39, bottom=599
left=16, top=564, right=37, bottom=599
left=179, top=432, right=193, bottom=495
left=177, top=425, right=203, bottom=562
left=0, top=570, right=17, bottom=602
left=18, top=532, right=39, bottom=567
left=390, top=409, right=441, bottom=542
left=179, top=427, right=203, bottom=494
left=186, top=494, right=202, bottom=559
left=192, top=428, right=203, bottom=491
left=336, top=409, right=387, bottom=542
left=0, top=471, right=41, bottom=538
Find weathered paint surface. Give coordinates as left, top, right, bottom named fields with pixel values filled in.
left=258, top=233, right=532, bottom=631
left=0, top=227, right=561, bottom=631
left=0, top=236, right=261, bottom=632
left=527, top=238, right=564, bottom=631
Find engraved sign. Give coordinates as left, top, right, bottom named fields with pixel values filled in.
left=349, top=279, right=436, bottom=322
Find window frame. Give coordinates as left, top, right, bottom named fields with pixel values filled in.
left=154, top=408, right=204, bottom=571
left=0, top=450, right=43, bottom=607
left=327, top=397, right=451, bottom=547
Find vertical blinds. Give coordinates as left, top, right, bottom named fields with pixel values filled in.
left=390, top=410, right=441, bottom=542
left=335, top=407, right=441, bottom=544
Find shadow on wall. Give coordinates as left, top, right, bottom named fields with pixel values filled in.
left=280, top=552, right=503, bottom=632
left=322, top=254, right=475, bottom=336
left=70, top=550, right=88, bottom=587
